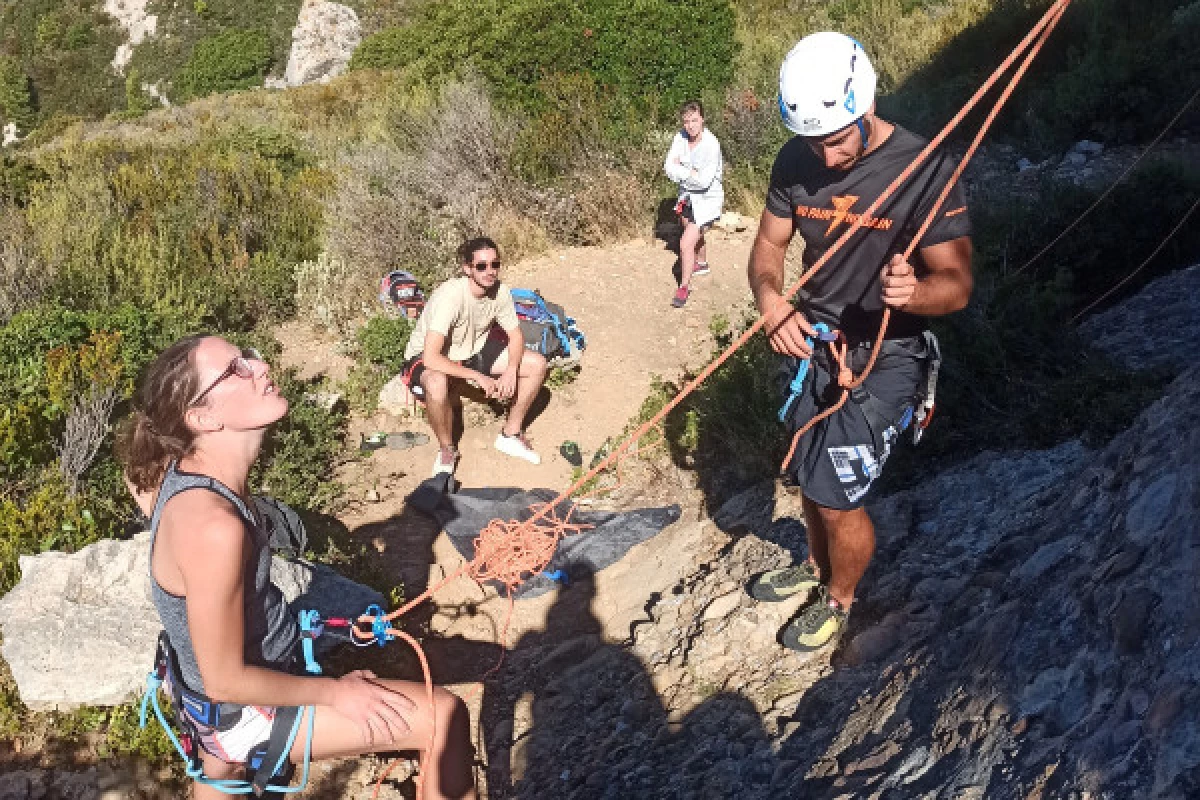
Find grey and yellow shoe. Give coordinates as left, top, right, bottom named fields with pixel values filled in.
left=747, top=561, right=821, bottom=602
left=779, top=586, right=847, bottom=653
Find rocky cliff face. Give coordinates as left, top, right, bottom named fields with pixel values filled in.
left=278, top=0, right=361, bottom=88
left=480, top=269, right=1200, bottom=799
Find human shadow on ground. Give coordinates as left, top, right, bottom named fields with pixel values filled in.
left=480, top=565, right=778, bottom=799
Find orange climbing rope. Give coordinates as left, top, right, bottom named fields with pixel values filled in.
left=1069, top=194, right=1200, bottom=324
left=362, top=2, right=1073, bottom=795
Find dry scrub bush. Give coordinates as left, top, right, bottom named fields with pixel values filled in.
left=0, top=206, right=46, bottom=324
left=55, top=386, right=118, bottom=497
left=294, top=252, right=375, bottom=334
left=325, top=77, right=524, bottom=291
left=484, top=204, right=552, bottom=264
left=323, top=148, right=462, bottom=293
left=569, top=165, right=654, bottom=244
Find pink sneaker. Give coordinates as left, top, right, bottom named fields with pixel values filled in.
left=671, top=286, right=690, bottom=308
left=692, top=261, right=711, bottom=276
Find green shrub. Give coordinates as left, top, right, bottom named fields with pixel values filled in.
left=356, top=315, right=414, bottom=375
left=0, top=55, right=35, bottom=131
left=0, top=474, right=112, bottom=593
left=175, top=29, right=273, bottom=100
left=252, top=368, right=347, bottom=512
left=24, top=137, right=325, bottom=325
left=352, top=0, right=738, bottom=121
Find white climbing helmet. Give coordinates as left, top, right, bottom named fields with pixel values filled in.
left=778, top=31, right=877, bottom=137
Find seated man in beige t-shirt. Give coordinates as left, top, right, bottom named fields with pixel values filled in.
left=400, top=236, right=548, bottom=475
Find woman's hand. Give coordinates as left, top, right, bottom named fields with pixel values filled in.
left=331, top=670, right=418, bottom=746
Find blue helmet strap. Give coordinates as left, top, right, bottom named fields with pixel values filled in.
left=856, top=117, right=870, bottom=151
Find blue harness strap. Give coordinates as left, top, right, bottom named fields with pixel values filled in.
left=298, top=609, right=324, bottom=675
left=778, top=323, right=834, bottom=423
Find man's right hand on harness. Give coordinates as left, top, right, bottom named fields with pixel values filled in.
left=763, top=294, right=820, bottom=359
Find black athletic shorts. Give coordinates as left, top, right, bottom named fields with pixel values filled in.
left=401, top=328, right=509, bottom=400
left=779, top=335, right=930, bottom=510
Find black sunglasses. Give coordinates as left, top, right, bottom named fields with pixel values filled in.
left=191, top=348, right=262, bottom=406
left=472, top=259, right=502, bottom=272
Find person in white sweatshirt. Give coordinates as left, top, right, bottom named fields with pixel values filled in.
left=664, top=99, right=724, bottom=308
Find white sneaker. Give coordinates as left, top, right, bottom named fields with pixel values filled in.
left=692, top=262, right=711, bottom=276
left=432, top=447, right=459, bottom=477
left=494, top=432, right=541, bottom=465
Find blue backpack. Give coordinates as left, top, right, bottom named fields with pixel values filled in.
left=510, top=289, right=587, bottom=363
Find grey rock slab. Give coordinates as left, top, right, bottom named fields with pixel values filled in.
left=282, top=1, right=361, bottom=87
left=1079, top=263, right=1200, bottom=370
left=377, top=373, right=418, bottom=416
left=702, top=590, right=742, bottom=621
left=0, top=533, right=381, bottom=710
left=1124, top=473, right=1178, bottom=543
left=1110, top=587, right=1159, bottom=654
left=1013, top=535, right=1081, bottom=583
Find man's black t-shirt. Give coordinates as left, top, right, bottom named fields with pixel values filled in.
left=765, top=124, right=972, bottom=341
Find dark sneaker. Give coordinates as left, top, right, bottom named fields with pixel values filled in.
left=671, top=286, right=690, bottom=308
left=748, top=561, right=820, bottom=602
left=779, top=586, right=847, bottom=653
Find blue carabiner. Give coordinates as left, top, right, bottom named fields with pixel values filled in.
left=365, top=604, right=394, bottom=647
left=778, top=323, right=833, bottom=423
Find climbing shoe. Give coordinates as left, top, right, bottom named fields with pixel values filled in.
left=747, top=561, right=820, bottom=602
left=779, top=586, right=847, bottom=653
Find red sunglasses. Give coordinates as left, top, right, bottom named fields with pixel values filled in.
left=191, top=348, right=262, bottom=406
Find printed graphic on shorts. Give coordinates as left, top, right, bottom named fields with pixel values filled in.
left=827, top=417, right=904, bottom=503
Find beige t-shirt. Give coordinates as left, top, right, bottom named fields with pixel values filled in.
left=403, top=277, right=520, bottom=362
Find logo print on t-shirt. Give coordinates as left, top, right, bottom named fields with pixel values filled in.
left=825, top=194, right=860, bottom=236
left=793, top=194, right=895, bottom=234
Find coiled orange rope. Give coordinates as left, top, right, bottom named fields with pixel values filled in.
left=363, top=3, right=1072, bottom=795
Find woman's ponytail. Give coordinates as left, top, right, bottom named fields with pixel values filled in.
left=115, top=334, right=208, bottom=494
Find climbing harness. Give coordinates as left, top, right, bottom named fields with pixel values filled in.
left=139, top=633, right=314, bottom=796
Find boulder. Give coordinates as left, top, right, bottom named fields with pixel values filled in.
left=378, top=372, right=419, bottom=416
left=102, top=0, right=157, bottom=74
left=714, top=211, right=751, bottom=233
left=281, top=1, right=361, bottom=88
left=0, top=532, right=382, bottom=711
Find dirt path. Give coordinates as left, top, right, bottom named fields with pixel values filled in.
left=281, top=224, right=759, bottom=549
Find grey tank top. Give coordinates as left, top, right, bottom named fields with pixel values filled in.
left=149, top=462, right=299, bottom=694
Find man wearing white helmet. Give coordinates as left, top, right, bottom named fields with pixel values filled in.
left=746, top=32, right=973, bottom=652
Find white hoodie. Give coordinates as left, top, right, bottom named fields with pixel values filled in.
left=663, top=128, right=724, bottom=226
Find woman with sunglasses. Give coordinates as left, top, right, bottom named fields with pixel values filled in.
left=117, top=336, right=477, bottom=799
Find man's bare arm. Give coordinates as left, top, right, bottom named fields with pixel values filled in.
left=749, top=210, right=817, bottom=357
left=880, top=236, right=973, bottom=316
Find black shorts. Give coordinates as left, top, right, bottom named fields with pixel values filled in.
left=401, top=329, right=509, bottom=400
left=779, top=335, right=930, bottom=510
